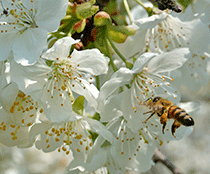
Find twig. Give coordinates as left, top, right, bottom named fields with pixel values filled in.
left=152, top=148, right=182, bottom=174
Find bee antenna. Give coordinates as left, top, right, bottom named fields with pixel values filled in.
left=145, top=97, right=152, bottom=102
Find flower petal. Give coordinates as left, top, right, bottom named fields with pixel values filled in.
left=13, top=28, right=48, bottom=65
left=71, top=49, right=109, bottom=75
left=132, top=52, right=158, bottom=73
left=0, top=62, right=7, bottom=91
left=42, top=37, right=79, bottom=60
left=0, top=82, right=19, bottom=112
left=71, top=78, right=98, bottom=109
left=35, top=0, right=68, bottom=32
left=98, top=67, right=133, bottom=102
left=40, top=80, right=75, bottom=122
left=0, top=32, right=19, bottom=61
left=10, top=59, right=51, bottom=94
left=147, top=48, right=190, bottom=73
left=84, top=117, right=114, bottom=144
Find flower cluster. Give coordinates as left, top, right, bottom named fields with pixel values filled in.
left=0, top=0, right=209, bottom=173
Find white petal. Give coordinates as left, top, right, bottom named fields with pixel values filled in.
left=0, top=108, right=33, bottom=148
left=71, top=78, right=98, bottom=110
left=98, top=67, right=133, bottom=102
left=29, top=123, right=52, bottom=143
left=132, top=52, right=158, bottom=73
left=118, top=89, right=144, bottom=132
left=174, top=55, right=209, bottom=91
left=13, top=28, right=48, bottom=65
left=185, top=18, right=210, bottom=55
left=71, top=49, right=109, bottom=75
left=185, top=0, right=210, bottom=25
left=42, top=37, right=79, bottom=60
left=147, top=48, right=190, bottom=73
left=99, top=94, right=123, bottom=122
left=128, top=5, right=149, bottom=22
left=10, top=59, right=51, bottom=94
left=22, top=0, right=39, bottom=10
left=134, top=13, right=167, bottom=29
left=114, top=25, right=147, bottom=59
left=35, top=0, right=68, bottom=32
left=0, top=32, right=19, bottom=61
left=84, top=117, right=114, bottom=144
left=0, top=61, right=7, bottom=91
left=0, top=82, right=19, bottom=112
left=67, top=148, right=107, bottom=172
left=41, top=80, right=75, bottom=122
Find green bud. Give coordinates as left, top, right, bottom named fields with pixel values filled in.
left=108, top=29, right=127, bottom=43
left=109, top=25, right=136, bottom=36
left=94, top=11, right=112, bottom=26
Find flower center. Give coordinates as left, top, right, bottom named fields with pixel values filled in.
left=0, top=0, right=37, bottom=34
left=52, top=58, right=77, bottom=81
left=44, top=120, right=92, bottom=155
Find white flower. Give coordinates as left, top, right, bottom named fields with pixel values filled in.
left=0, top=0, right=68, bottom=65
left=11, top=37, right=109, bottom=122
left=68, top=117, right=156, bottom=173
left=0, top=82, right=38, bottom=147
left=29, top=113, right=114, bottom=162
left=117, top=11, right=210, bottom=58
left=98, top=49, right=191, bottom=135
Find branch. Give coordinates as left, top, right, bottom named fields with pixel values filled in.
left=152, top=148, right=182, bottom=174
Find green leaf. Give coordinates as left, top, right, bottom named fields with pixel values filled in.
left=76, top=0, right=99, bottom=20
left=177, top=0, right=193, bottom=9
left=92, top=112, right=101, bottom=121
left=101, top=140, right=111, bottom=147
left=72, top=96, right=85, bottom=115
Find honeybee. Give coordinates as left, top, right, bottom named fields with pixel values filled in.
left=142, top=97, right=194, bottom=137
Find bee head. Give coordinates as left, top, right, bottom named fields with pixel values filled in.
left=152, top=97, right=161, bottom=103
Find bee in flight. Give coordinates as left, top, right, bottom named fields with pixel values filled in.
left=142, top=97, right=194, bottom=137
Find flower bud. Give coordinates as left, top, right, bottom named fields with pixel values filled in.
left=108, top=29, right=127, bottom=43
left=108, top=25, right=136, bottom=43
left=73, top=19, right=86, bottom=33
left=94, top=11, right=112, bottom=26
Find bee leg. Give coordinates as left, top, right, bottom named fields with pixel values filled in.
left=171, top=120, right=181, bottom=138
left=143, top=110, right=153, bottom=115
left=162, top=122, right=166, bottom=134
left=160, top=112, right=168, bottom=134
left=142, top=111, right=155, bottom=123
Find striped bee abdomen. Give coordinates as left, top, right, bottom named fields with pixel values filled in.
left=168, top=106, right=194, bottom=126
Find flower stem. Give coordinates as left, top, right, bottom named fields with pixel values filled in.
left=123, top=0, right=133, bottom=24
left=104, top=38, right=118, bottom=72
left=107, top=36, right=127, bottom=64
left=95, top=76, right=100, bottom=90
left=133, top=0, right=146, bottom=8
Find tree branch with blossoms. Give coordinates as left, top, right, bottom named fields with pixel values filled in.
left=0, top=0, right=209, bottom=173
